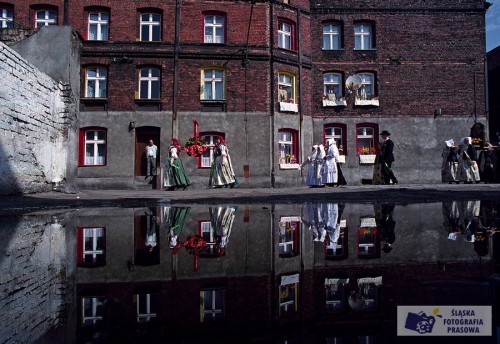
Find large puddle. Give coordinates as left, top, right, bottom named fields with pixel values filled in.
left=1, top=200, right=499, bottom=343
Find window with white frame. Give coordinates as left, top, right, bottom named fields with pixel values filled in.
left=278, top=21, right=293, bottom=50
left=85, top=67, right=107, bottom=98
left=204, top=14, right=224, bottom=44
left=0, top=8, right=14, bottom=28
left=278, top=217, right=300, bottom=257
left=136, top=293, right=159, bottom=323
left=325, top=126, right=345, bottom=155
left=140, top=13, right=161, bottom=42
left=201, top=69, right=225, bottom=100
left=82, top=227, right=105, bottom=265
left=88, top=12, right=109, bottom=41
left=84, top=129, right=106, bottom=165
left=82, top=297, right=104, bottom=327
left=278, top=73, right=295, bottom=103
left=200, top=289, right=224, bottom=322
left=323, top=73, right=343, bottom=100
left=279, top=274, right=299, bottom=316
left=357, top=72, right=375, bottom=100
left=200, top=134, right=221, bottom=168
left=278, top=129, right=298, bottom=164
left=139, top=68, right=160, bottom=99
left=322, top=23, right=341, bottom=50
left=356, top=125, right=377, bottom=155
left=35, top=10, right=57, bottom=28
left=354, top=22, right=373, bottom=50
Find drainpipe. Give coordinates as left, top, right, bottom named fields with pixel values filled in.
left=172, top=0, right=181, bottom=139
left=63, top=0, right=69, bottom=25
left=484, top=56, right=490, bottom=141
left=296, top=7, right=304, bottom=172
left=269, top=1, right=276, bottom=187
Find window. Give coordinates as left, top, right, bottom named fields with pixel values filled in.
left=136, top=293, right=159, bottom=323
left=200, top=289, right=224, bottom=322
left=199, top=133, right=223, bottom=168
left=357, top=72, right=375, bottom=100
left=140, top=13, right=161, bottom=42
left=85, top=67, right=107, bottom=98
left=278, top=217, right=300, bottom=257
left=278, top=20, right=294, bottom=50
left=204, top=14, right=225, bottom=44
left=88, top=12, right=109, bottom=41
left=139, top=68, right=160, bottom=99
left=325, top=124, right=347, bottom=156
left=0, top=8, right=14, bottom=28
left=323, top=73, right=343, bottom=100
left=279, top=274, right=299, bottom=316
left=356, top=124, right=378, bottom=155
left=278, top=73, right=295, bottom=104
left=354, top=22, right=373, bottom=50
left=278, top=129, right=298, bottom=165
left=35, top=10, right=57, bottom=28
left=201, top=68, right=225, bottom=100
left=77, top=227, right=106, bottom=267
left=322, top=23, right=341, bottom=50
left=79, top=128, right=106, bottom=166
left=81, top=297, right=104, bottom=327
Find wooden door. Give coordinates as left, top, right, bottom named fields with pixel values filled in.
left=135, top=127, right=160, bottom=176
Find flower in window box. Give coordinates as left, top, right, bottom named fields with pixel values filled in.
left=184, top=137, right=208, bottom=157
left=290, top=155, right=297, bottom=164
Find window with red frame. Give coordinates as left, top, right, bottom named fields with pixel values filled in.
left=324, top=124, right=347, bottom=156
left=278, top=129, right=298, bottom=164
left=278, top=19, right=295, bottom=50
left=79, top=127, right=107, bottom=166
left=356, top=123, right=378, bottom=155
left=199, top=132, right=224, bottom=168
left=77, top=227, right=105, bottom=267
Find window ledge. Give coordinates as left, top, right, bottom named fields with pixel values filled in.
left=322, top=99, right=347, bottom=107
left=279, top=102, right=298, bottom=112
left=359, top=154, right=376, bottom=164
left=337, top=155, right=346, bottom=164
left=279, top=163, right=300, bottom=170
left=355, top=97, right=379, bottom=106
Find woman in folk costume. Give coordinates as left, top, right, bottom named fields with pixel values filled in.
left=322, top=139, right=340, bottom=187
left=372, top=142, right=385, bottom=185
left=441, top=139, right=459, bottom=183
left=164, top=138, right=191, bottom=190
left=478, top=142, right=496, bottom=183
left=458, top=137, right=480, bottom=183
left=301, top=145, right=324, bottom=187
left=209, top=136, right=236, bottom=188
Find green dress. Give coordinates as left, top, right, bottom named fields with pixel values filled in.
left=164, top=145, right=191, bottom=189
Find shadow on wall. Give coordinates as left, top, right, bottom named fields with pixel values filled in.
left=0, top=141, right=22, bottom=195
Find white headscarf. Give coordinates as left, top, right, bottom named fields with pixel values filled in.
left=445, top=139, right=454, bottom=148
left=318, top=144, right=326, bottom=159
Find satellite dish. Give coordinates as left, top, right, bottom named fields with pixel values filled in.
left=345, top=75, right=363, bottom=92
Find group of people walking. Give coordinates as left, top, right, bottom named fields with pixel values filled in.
left=441, top=136, right=496, bottom=184
left=301, top=139, right=346, bottom=187
left=147, top=136, right=236, bottom=191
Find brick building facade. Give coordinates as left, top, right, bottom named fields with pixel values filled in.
left=1, top=0, right=490, bottom=189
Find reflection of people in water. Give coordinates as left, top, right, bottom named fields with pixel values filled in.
left=164, top=206, right=190, bottom=254
left=324, top=203, right=345, bottom=247
left=442, top=201, right=461, bottom=239
left=210, top=206, right=237, bottom=254
left=135, top=211, right=160, bottom=266
left=375, top=203, right=396, bottom=253
left=305, top=202, right=326, bottom=242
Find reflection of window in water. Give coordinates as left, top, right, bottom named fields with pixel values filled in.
left=356, top=276, right=382, bottom=312
left=81, top=296, right=104, bottom=327
left=78, top=227, right=106, bottom=267
left=325, top=278, right=349, bottom=312
left=199, top=220, right=218, bottom=255
left=357, top=217, right=379, bottom=259
left=136, top=293, right=159, bottom=323
left=279, top=274, right=299, bottom=316
left=200, top=289, right=224, bottom=322
left=279, top=216, right=300, bottom=257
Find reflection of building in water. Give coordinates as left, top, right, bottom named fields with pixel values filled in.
left=134, top=208, right=159, bottom=266
left=16, top=202, right=497, bottom=343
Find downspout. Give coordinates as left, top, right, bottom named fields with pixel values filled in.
left=63, top=0, right=69, bottom=25
left=296, top=7, right=304, bottom=172
left=172, top=0, right=181, bottom=139
left=269, top=1, right=276, bottom=187
left=484, top=55, right=490, bottom=141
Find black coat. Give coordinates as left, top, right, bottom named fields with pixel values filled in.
left=382, top=139, right=395, bottom=163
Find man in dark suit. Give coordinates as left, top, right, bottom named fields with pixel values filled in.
left=380, top=130, right=399, bottom=184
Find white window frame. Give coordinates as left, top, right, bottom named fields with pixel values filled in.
left=88, top=12, right=109, bottom=41
left=278, top=21, right=292, bottom=50
left=278, top=73, right=295, bottom=104
left=82, top=297, right=104, bottom=326
left=200, top=134, right=219, bottom=168
left=357, top=73, right=375, bottom=100
left=204, top=15, right=224, bottom=44
left=322, top=23, right=341, bottom=50
left=278, top=130, right=295, bottom=164
left=354, top=22, right=373, bottom=50
left=356, top=126, right=375, bottom=155
left=323, top=73, right=342, bottom=99
left=140, top=13, right=161, bottom=42
left=325, top=126, right=344, bottom=154
left=35, top=10, right=57, bottom=28
left=201, top=69, right=225, bottom=100
left=201, top=289, right=224, bottom=322
left=82, top=227, right=105, bottom=263
left=136, top=293, right=158, bottom=323
left=84, top=129, right=106, bottom=165
left=85, top=67, right=107, bottom=98
left=139, top=68, right=160, bottom=99
left=0, top=8, right=13, bottom=28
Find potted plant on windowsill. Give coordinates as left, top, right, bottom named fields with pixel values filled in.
left=358, top=147, right=376, bottom=164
